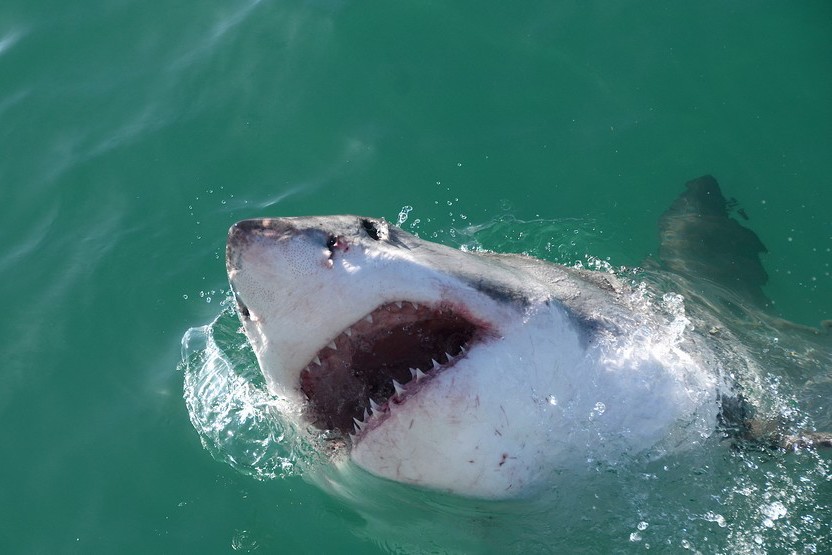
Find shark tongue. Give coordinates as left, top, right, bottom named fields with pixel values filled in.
left=299, top=302, right=481, bottom=434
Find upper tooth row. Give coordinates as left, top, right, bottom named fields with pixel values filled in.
left=392, top=301, right=421, bottom=309
left=312, top=345, right=461, bottom=372
left=321, top=302, right=425, bottom=355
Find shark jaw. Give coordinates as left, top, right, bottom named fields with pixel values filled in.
left=295, top=299, right=492, bottom=439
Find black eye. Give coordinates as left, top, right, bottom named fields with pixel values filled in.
left=361, top=219, right=382, bottom=240
left=326, top=235, right=338, bottom=249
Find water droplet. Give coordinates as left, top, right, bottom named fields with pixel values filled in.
left=396, top=206, right=413, bottom=226
left=761, top=501, right=787, bottom=522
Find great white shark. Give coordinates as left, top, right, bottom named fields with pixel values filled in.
left=224, top=175, right=830, bottom=498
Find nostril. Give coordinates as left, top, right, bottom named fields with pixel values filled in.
left=327, top=235, right=348, bottom=252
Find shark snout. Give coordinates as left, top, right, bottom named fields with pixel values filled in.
left=227, top=218, right=270, bottom=245
left=225, top=221, right=252, bottom=272
left=226, top=218, right=299, bottom=271
left=228, top=218, right=299, bottom=242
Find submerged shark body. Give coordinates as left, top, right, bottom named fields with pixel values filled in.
left=225, top=176, right=828, bottom=498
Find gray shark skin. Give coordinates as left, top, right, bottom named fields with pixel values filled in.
left=224, top=176, right=830, bottom=498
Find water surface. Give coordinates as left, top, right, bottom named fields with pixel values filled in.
left=1, top=1, right=830, bottom=552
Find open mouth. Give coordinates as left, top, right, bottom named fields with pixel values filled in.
left=299, top=302, right=490, bottom=438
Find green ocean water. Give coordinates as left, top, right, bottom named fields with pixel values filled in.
left=2, top=1, right=831, bottom=553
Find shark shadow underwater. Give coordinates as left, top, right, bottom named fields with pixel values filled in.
left=224, top=175, right=831, bottom=499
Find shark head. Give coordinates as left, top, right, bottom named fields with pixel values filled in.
left=225, top=215, right=537, bottom=404
left=226, top=215, right=718, bottom=497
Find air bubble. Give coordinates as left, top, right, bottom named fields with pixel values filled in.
left=231, top=529, right=258, bottom=551
left=761, top=501, right=787, bottom=523
left=703, top=512, right=726, bottom=527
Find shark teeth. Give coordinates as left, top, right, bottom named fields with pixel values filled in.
left=345, top=356, right=464, bottom=441
left=300, top=299, right=485, bottom=437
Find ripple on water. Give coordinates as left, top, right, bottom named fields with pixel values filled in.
left=181, top=301, right=322, bottom=480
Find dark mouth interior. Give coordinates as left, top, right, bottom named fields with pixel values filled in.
left=299, top=302, right=482, bottom=435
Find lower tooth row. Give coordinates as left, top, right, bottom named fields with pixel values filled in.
left=352, top=351, right=465, bottom=434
